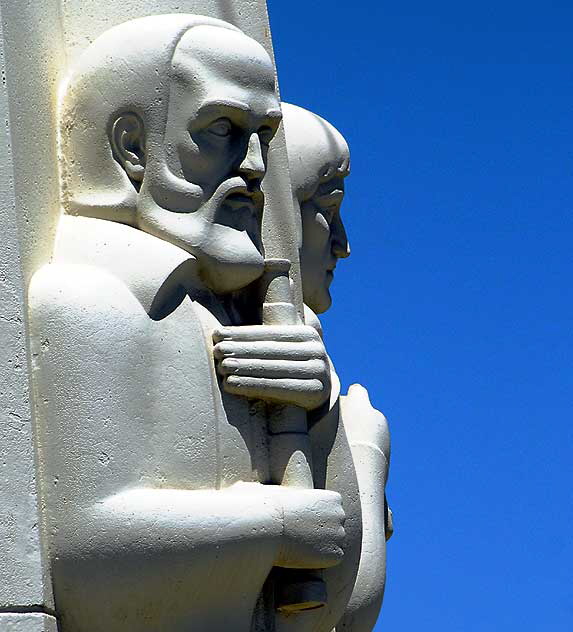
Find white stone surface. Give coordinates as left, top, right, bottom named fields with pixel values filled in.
left=339, top=385, right=391, bottom=631
left=0, top=11, right=53, bottom=610
left=0, top=614, right=58, bottom=632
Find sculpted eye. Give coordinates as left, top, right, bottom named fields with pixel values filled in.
left=258, top=126, right=275, bottom=146
left=208, top=118, right=233, bottom=138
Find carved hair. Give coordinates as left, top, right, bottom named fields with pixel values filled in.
left=282, top=102, right=350, bottom=204
left=59, top=14, right=240, bottom=225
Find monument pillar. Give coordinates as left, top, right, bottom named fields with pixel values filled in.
left=0, top=2, right=62, bottom=628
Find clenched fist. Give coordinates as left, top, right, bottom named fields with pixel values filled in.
left=273, top=487, right=346, bottom=569
left=213, top=325, right=331, bottom=410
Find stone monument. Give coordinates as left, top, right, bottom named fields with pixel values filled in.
left=0, top=3, right=391, bottom=631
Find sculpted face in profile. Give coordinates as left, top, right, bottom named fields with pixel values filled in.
left=136, top=27, right=282, bottom=292
left=281, top=103, right=351, bottom=313
left=63, top=15, right=281, bottom=293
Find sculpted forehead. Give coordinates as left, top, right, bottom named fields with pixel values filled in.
left=283, top=104, right=350, bottom=202
left=171, top=25, right=276, bottom=95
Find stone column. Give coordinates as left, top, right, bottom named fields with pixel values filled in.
left=0, top=2, right=63, bottom=627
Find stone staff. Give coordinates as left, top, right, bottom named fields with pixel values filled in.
left=261, top=258, right=328, bottom=614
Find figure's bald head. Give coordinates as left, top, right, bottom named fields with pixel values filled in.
left=59, top=14, right=275, bottom=225
left=283, top=104, right=350, bottom=313
left=282, top=103, right=349, bottom=205
left=60, top=14, right=282, bottom=293
left=171, top=25, right=276, bottom=95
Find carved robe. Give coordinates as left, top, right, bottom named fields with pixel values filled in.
left=28, top=216, right=362, bottom=632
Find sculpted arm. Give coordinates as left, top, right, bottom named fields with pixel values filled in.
left=337, top=384, right=392, bottom=632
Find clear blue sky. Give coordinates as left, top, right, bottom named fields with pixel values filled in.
left=268, top=2, right=572, bottom=630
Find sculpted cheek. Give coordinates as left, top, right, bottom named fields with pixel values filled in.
left=178, top=135, right=211, bottom=182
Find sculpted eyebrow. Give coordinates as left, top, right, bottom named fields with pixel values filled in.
left=196, top=102, right=282, bottom=124
left=266, top=109, right=282, bottom=120
left=197, top=99, right=250, bottom=115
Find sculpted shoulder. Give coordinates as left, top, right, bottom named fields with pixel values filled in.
left=28, top=263, right=150, bottom=341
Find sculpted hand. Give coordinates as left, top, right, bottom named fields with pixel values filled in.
left=213, top=325, right=331, bottom=410
left=272, top=487, right=346, bottom=569
left=343, top=384, right=390, bottom=460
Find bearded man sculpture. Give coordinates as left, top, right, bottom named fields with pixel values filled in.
left=283, top=103, right=392, bottom=631
left=27, top=15, right=360, bottom=632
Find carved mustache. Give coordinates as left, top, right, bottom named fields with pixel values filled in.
left=146, top=156, right=263, bottom=217
left=222, top=181, right=264, bottom=213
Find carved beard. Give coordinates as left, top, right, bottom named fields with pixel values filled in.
left=135, top=150, right=265, bottom=294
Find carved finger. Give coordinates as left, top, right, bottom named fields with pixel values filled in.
left=218, top=358, right=326, bottom=380
left=222, top=376, right=324, bottom=406
left=213, top=340, right=325, bottom=361
left=213, top=325, right=318, bottom=343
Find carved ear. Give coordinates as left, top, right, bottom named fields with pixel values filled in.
left=111, top=113, right=146, bottom=183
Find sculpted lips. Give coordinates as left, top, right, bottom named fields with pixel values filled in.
left=225, top=190, right=263, bottom=212
left=223, top=183, right=264, bottom=216
left=218, top=181, right=264, bottom=242
left=210, top=177, right=265, bottom=236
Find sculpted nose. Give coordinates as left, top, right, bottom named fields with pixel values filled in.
left=238, top=133, right=265, bottom=182
left=332, top=215, right=350, bottom=259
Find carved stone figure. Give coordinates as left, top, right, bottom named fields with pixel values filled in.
left=0, top=5, right=395, bottom=630
left=27, top=15, right=355, bottom=632
left=283, top=103, right=392, bottom=631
